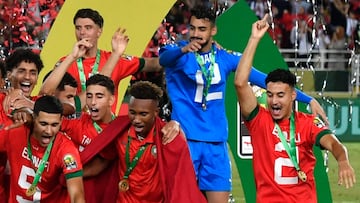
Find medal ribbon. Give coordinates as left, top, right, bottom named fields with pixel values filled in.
left=92, top=114, right=116, bottom=133
left=275, top=113, right=301, bottom=171
left=27, top=136, right=54, bottom=193
left=76, top=49, right=101, bottom=91
left=195, top=46, right=215, bottom=107
left=123, top=130, right=151, bottom=179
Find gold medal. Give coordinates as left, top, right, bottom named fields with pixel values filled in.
left=297, top=170, right=307, bottom=182
left=118, top=179, right=129, bottom=192
left=26, top=185, right=36, bottom=196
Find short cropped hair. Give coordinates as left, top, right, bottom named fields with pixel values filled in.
left=86, top=74, right=115, bottom=95
left=129, top=81, right=163, bottom=102
left=265, top=69, right=296, bottom=88
left=43, top=71, right=78, bottom=91
left=190, top=5, right=216, bottom=25
left=5, top=48, right=44, bottom=73
left=33, top=95, right=63, bottom=116
left=73, top=8, right=104, bottom=28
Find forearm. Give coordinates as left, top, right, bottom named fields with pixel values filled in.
left=100, top=51, right=122, bottom=77
left=39, top=55, right=76, bottom=95
left=235, top=37, right=261, bottom=88
left=295, top=89, right=312, bottom=104
left=142, top=57, right=163, bottom=72
left=159, top=47, right=184, bottom=67
left=330, top=142, right=349, bottom=163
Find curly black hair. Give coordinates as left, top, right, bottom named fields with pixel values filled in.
left=5, top=48, right=43, bottom=73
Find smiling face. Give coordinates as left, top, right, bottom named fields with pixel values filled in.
left=7, top=61, right=38, bottom=97
left=86, top=84, right=114, bottom=123
left=32, top=111, right=62, bottom=147
left=266, top=81, right=296, bottom=121
left=128, top=97, right=159, bottom=138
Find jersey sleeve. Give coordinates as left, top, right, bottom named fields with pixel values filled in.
left=59, top=136, right=83, bottom=179
left=311, top=117, right=333, bottom=147
left=110, top=56, right=143, bottom=85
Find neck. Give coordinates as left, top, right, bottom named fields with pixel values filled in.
left=199, top=41, right=213, bottom=53
left=85, top=46, right=98, bottom=58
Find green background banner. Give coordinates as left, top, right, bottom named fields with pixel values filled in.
left=215, top=1, right=332, bottom=202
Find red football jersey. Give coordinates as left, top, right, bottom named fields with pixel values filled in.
left=0, top=126, right=83, bottom=202
left=62, top=50, right=143, bottom=113
left=61, top=114, right=110, bottom=152
left=245, top=106, right=331, bottom=203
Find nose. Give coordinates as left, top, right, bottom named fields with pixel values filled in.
left=24, top=71, right=31, bottom=80
left=44, top=125, right=52, bottom=134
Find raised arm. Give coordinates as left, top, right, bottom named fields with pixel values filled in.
left=39, top=38, right=92, bottom=96
left=100, top=27, right=129, bottom=77
left=234, top=14, right=269, bottom=118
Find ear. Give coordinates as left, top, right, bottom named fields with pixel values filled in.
left=97, top=28, right=103, bottom=38
left=291, top=89, right=297, bottom=102
left=211, top=25, right=217, bottom=36
left=155, top=106, right=160, bottom=117
left=6, top=71, right=11, bottom=79
left=109, top=94, right=115, bottom=106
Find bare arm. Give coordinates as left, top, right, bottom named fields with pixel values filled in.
left=234, top=14, right=269, bottom=118
left=39, top=38, right=92, bottom=96
left=141, top=57, right=163, bottom=72
left=319, top=134, right=356, bottom=188
left=66, top=176, right=85, bottom=203
left=100, top=27, right=129, bottom=77
left=83, top=155, right=111, bottom=177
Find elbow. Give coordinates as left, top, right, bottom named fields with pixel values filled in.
left=234, top=78, right=248, bottom=90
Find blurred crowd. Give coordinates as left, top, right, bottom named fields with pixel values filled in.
left=1, top=0, right=360, bottom=67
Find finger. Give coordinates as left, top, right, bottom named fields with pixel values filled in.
left=4, top=122, right=24, bottom=130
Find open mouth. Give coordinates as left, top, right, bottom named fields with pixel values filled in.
left=40, top=135, right=52, bottom=146
left=20, top=81, right=31, bottom=93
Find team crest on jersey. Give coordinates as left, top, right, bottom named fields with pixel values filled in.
left=121, top=54, right=133, bottom=61
left=313, top=117, right=325, bottom=129
left=151, top=145, right=157, bottom=158
left=63, top=154, right=78, bottom=170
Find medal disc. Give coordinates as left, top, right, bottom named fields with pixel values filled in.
left=119, top=179, right=130, bottom=192
left=26, top=185, right=36, bottom=196
left=297, top=170, right=307, bottom=182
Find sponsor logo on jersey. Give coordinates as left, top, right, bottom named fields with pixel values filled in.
left=63, top=154, right=78, bottom=170
left=313, top=117, right=325, bottom=129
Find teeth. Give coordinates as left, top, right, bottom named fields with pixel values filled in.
left=21, top=82, right=30, bottom=86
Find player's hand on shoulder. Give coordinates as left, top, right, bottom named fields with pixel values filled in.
left=161, top=120, right=180, bottom=145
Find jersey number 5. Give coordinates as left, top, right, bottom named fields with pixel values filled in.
left=17, top=165, right=41, bottom=202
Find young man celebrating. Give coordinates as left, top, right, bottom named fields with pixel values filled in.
left=42, top=8, right=162, bottom=114
left=159, top=5, right=327, bottom=203
left=234, top=14, right=356, bottom=202
left=0, top=95, right=84, bottom=202
left=84, top=81, right=206, bottom=203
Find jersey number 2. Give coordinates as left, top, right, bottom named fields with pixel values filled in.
left=194, top=63, right=222, bottom=103
left=274, top=142, right=299, bottom=185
